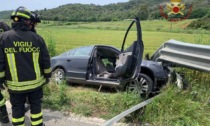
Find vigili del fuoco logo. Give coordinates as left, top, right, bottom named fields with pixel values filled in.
left=159, top=0, right=193, bottom=22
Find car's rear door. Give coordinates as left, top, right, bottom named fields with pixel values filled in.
left=67, top=46, right=93, bottom=80
left=115, top=17, right=144, bottom=82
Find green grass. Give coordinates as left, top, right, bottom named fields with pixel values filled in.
left=43, top=82, right=142, bottom=119
left=142, top=71, right=210, bottom=126
left=37, top=19, right=210, bottom=55
left=40, top=19, right=196, bottom=32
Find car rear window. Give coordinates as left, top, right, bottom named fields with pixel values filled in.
left=73, top=46, right=93, bottom=56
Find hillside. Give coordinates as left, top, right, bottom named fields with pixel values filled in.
left=0, top=0, right=210, bottom=22
left=0, top=10, right=12, bottom=19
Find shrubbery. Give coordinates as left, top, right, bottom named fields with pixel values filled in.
left=187, top=18, right=210, bottom=30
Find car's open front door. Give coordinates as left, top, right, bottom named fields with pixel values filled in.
left=115, top=17, right=144, bottom=83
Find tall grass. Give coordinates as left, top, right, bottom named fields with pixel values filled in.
left=36, top=20, right=210, bottom=56
left=43, top=81, right=71, bottom=110
left=141, top=81, right=210, bottom=126
left=37, top=28, right=57, bottom=56
left=43, top=81, right=142, bottom=119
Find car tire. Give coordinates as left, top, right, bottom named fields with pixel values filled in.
left=52, top=68, right=65, bottom=84
left=126, top=73, right=153, bottom=96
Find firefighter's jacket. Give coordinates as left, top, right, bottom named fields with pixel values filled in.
left=0, top=22, right=51, bottom=93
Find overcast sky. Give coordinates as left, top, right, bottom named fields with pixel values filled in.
left=0, top=0, right=129, bottom=11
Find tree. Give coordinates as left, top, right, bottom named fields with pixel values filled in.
left=189, top=8, right=207, bottom=19
left=137, top=4, right=149, bottom=20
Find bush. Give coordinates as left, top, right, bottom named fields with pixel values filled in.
left=187, top=18, right=210, bottom=30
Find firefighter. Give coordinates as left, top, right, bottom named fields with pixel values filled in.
left=0, top=21, right=11, bottom=124
left=31, top=11, right=41, bottom=33
left=0, top=6, right=51, bottom=126
left=24, top=11, right=42, bottom=114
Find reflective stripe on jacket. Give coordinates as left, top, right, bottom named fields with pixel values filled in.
left=0, top=22, right=51, bottom=93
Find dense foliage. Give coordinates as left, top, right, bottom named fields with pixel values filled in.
left=0, top=10, right=12, bottom=19
left=0, top=0, right=210, bottom=22
left=187, top=17, right=210, bottom=30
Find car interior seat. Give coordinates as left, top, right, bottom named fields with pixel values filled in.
left=95, top=57, right=112, bottom=78
left=95, top=57, right=107, bottom=74
left=114, top=52, right=132, bottom=77
left=106, top=63, right=115, bottom=73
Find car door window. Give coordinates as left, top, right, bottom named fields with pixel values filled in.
left=73, top=46, right=92, bottom=56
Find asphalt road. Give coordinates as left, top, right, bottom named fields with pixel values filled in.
left=2, top=101, right=127, bottom=126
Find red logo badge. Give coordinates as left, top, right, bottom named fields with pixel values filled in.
left=159, top=0, right=193, bottom=22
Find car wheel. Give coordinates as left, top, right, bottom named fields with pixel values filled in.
left=52, top=68, right=65, bottom=84
left=126, top=73, right=153, bottom=96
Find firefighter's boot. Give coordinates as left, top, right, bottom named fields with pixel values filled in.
left=0, top=105, right=10, bottom=123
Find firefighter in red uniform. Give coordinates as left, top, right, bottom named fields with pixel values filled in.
left=0, top=21, right=11, bottom=124
left=0, top=6, right=51, bottom=126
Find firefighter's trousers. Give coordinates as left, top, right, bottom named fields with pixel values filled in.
left=9, top=88, right=43, bottom=126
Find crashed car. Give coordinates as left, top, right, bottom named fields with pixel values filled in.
left=51, top=18, right=168, bottom=95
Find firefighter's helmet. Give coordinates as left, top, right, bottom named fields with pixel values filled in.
left=10, top=6, right=34, bottom=22
left=31, top=11, right=41, bottom=23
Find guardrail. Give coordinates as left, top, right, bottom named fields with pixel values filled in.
left=151, top=39, right=210, bottom=72
left=103, top=96, right=156, bottom=126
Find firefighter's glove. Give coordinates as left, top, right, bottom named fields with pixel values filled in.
left=0, top=83, right=5, bottom=90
